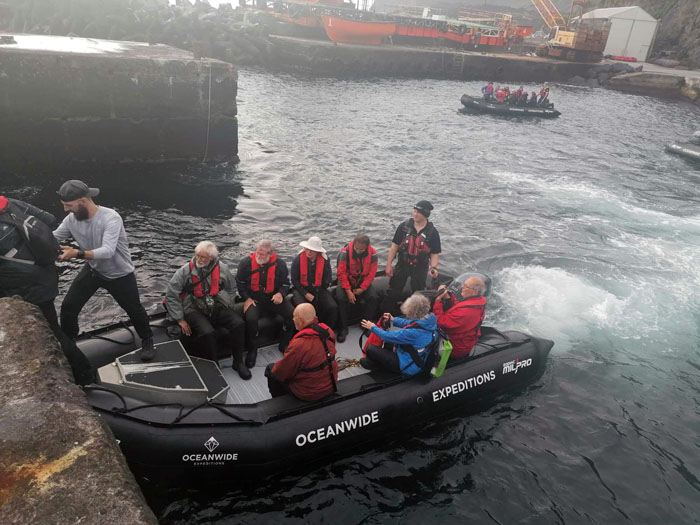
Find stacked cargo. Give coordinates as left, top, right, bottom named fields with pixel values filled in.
left=571, top=19, right=611, bottom=52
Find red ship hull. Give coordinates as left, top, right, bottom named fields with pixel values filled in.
left=321, top=14, right=396, bottom=45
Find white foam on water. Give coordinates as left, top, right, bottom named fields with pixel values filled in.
left=493, top=171, right=700, bottom=232
left=492, top=265, right=669, bottom=351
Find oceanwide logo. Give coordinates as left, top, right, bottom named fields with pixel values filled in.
left=182, top=436, right=238, bottom=465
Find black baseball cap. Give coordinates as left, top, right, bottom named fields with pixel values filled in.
left=58, top=180, right=100, bottom=201
left=414, top=200, right=433, bottom=217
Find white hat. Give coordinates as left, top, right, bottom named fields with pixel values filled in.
left=299, top=236, right=328, bottom=259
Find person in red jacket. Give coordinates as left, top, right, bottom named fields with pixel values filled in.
left=335, top=233, right=378, bottom=343
left=433, top=276, right=487, bottom=358
left=266, top=303, right=338, bottom=401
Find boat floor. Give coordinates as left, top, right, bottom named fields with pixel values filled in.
left=218, top=325, right=370, bottom=404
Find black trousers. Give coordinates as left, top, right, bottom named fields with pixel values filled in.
left=61, top=266, right=152, bottom=341
left=243, top=294, right=295, bottom=352
left=335, top=284, right=379, bottom=329
left=292, top=288, right=338, bottom=328
left=37, top=300, right=94, bottom=385
left=185, top=306, right=245, bottom=362
left=265, top=362, right=289, bottom=398
left=365, top=344, right=400, bottom=373
left=381, top=262, right=429, bottom=314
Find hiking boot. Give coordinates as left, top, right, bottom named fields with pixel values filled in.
left=236, top=360, right=252, bottom=380
left=336, top=327, right=348, bottom=343
left=140, top=337, right=155, bottom=362
left=245, top=348, right=257, bottom=368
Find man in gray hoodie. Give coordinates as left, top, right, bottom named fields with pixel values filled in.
left=165, top=241, right=249, bottom=379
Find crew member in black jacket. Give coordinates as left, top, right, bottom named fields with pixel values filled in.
left=236, top=239, right=295, bottom=364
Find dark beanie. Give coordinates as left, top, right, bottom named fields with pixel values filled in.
left=414, top=200, right=433, bottom=217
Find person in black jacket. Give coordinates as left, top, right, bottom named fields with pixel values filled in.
left=236, top=239, right=295, bottom=362
left=290, top=236, right=337, bottom=329
left=0, top=196, right=93, bottom=385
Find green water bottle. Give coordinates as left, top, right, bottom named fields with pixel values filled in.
left=431, top=339, right=453, bottom=378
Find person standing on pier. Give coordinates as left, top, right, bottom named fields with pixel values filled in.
left=382, top=201, right=441, bottom=314
left=53, top=180, right=154, bottom=361
left=0, top=195, right=94, bottom=385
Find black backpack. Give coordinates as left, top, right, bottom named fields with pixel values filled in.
left=0, top=197, right=60, bottom=266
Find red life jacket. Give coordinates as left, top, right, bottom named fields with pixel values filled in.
left=452, top=295, right=487, bottom=339
left=0, top=196, right=8, bottom=212
left=400, top=219, right=434, bottom=266
left=340, top=241, right=374, bottom=288
left=250, top=252, right=277, bottom=293
left=299, top=252, right=325, bottom=288
left=189, top=260, right=220, bottom=297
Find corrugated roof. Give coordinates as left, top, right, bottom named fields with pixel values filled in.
left=582, top=6, right=656, bottom=22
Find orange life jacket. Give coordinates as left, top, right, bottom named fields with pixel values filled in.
left=189, top=260, right=220, bottom=297
left=300, top=252, right=325, bottom=288
left=250, top=252, right=277, bottom=293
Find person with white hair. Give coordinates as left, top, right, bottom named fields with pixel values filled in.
left=165, top=241, right=248, bottom=379
left=360, top=293, right=438, bottom=376
left=290, top=235, right=338, bottom=328
left=236, top=239, right=295, bottom=360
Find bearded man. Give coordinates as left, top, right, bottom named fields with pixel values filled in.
left=53, top=180, right=154, bottom=361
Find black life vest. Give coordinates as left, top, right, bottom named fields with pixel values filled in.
left=249, top=252, right=277, bottom=293
left=398, top=218, right=434, bottom=266
left=400, top=322, right=438, bottom=372
left=0, top=196, right=60, bottom=266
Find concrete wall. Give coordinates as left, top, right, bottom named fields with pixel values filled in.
left=0, top=34, right=238, bottom=171
left=0, top=298, right=157, bottom=525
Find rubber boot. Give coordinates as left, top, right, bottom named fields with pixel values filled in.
left=245, top=348, right=257, bottom=368
left=233, top=348, right=251, bottom=380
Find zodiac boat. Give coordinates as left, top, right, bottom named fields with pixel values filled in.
left=460, top=94, right=561, bottom=118
left=79, top=274, right=553, bottom=483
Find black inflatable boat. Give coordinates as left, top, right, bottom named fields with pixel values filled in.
left=79, top=275, right=553, bottom=482
left=460, top=94, right=561, bottom=118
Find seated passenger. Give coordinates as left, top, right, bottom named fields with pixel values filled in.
left=335, top=233, right=379, bottom=343
left=291, top=236, right=338, bottom=328
left=236, top=239, right=295, bottom=364
left=528, top=92, right=539, bottom=106
left=520, top=92, right=529, bottom=106
left=265, top=303, right=338, bottom=401
left=165, top=241, right=248, bottom=378
left=359, top=293, right=438, bottom=376
left=481, top=81, right=494, bottom=100
left=433, top=276, right=487, bottom=359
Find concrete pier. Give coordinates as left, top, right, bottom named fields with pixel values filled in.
left=0, top=33, right=238, bottom=171
left=0, top=298, right=157, bottom=525
left=267, top=35, right=599, bottom=82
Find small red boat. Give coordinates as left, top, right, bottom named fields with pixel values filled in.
left=321, top=14, right=396, bottom=45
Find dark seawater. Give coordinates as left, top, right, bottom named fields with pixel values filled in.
left=6, top=69, right=700, bottom=523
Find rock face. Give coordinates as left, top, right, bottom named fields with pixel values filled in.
left=0, top=298, right=157, bottom=525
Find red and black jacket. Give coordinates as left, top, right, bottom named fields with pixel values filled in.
left=336, top=241, right=378, bottom=291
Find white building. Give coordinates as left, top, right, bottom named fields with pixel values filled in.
left=581, top=6, right=658, bottom=62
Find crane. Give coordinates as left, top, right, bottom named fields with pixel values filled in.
left=531, top=0, right=610, bottom=62
left=530, top=0, right=566, bottom=29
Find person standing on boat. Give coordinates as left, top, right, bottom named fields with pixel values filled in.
left=434, top=275, right=487, bottom=359
left=481, top=81, right=494, bottom=100
left=0, top=195, right=94, bottom=385
left=165, top=241, right=249, bottom=378
left=382, top=200, right=441, bottom=314
left=360, top=293, right=438, bottom=375
left=236, top=239, right=295, bottom=362
left=291, top=236, right=338, bottom=329
left=265, top=303, right=338, bottom=401
left=335, top=233, right=378, bottom=343
left=53, top=180, right=154, bottom=361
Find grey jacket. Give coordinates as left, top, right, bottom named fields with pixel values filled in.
left=165, top=259, right=236, bottom=321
